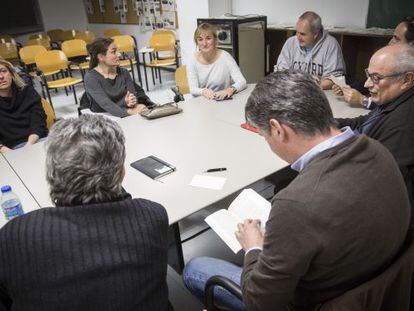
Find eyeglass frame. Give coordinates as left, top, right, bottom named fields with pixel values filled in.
left=364, top=68, right=407, bottom=84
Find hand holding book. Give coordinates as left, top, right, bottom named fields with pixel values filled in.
left=235, top=219, right=265, bottom=252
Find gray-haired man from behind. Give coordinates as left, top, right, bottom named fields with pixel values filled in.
left=275, top=11, right=346, bottom=90
left=0, top=115, right=171, bottom=311
left=183, top=71, right=410, bottom=311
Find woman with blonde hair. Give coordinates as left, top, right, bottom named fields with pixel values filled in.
left=188, top=23, right=247, bottom=100
left=0, top=59, right=47, bottom=153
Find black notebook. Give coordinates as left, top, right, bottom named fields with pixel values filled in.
left=130, top=156, right=176, bottom=180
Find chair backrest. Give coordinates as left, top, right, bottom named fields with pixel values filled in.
left=0, top=34, right=13, bottom=43
left=319, top=229, right=414, bottom=311
left=26, top=38, right=51, bottom=50
left=41, top=98, right=56, bottom=129
left=61, top=39, right=88, bottom=58
left=46, top=29, right=64, bottom=43
left=19, top=45, right=47, bottom=65
left=28, top=33, right=50, bottom=41
left=35, top=50, right=69, bottom=73
left=112, top=35, right=135, bottom=53
left=0, top=43, right=18, bottom=61
left=61, top=30, right=75, bottom=42
left=154, top=29, right=176, bottom=39
left=74, top=30, right=95, bottom=44
left=104, top=28, right=121, bottom=37
left=175, top=66, right=189, bottom=94
left=149, top=34, right=176, bottom=52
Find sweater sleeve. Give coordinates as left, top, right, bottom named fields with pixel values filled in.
left=187, top=57, right=204, bottom=96
left=84, top=72, right=129, bottom=118
left=241, top=200, right=320, bottom=311
left=275, top=39, right=292, bottom=72
left=321, top=37, right=346, bottom=79
left=224, top=52, right=247, bottom=93
left=121, top=69, right=152, bottom=106
left=27, top=87, right=48, bottom=138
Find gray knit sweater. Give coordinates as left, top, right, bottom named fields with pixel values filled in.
left=0, top=194, right=170, bottom=311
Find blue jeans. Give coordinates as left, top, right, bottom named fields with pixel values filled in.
left=183, top=257, right=245, bottom=310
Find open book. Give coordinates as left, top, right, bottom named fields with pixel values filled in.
left=205, top=189, right=271, bottom=253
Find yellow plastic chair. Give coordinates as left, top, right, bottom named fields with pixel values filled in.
left=104, top=28, right=121, bottom=37
left=35, top=50, right=83, bottom=108
left=0, top=42, right=19, bottom=63
left=152, top=30, right=179, bottom=60
left=28, top=33, right=50, bottom=41
left=61, top=30, right=75, bottom=42
left=46, top=29, right=64, bottom=43
left=175, top=66, right=189, bottom=94
left=143, top=33, right=178, bottom=90
left=26, top=38, right=52, bottom=50
left=19, top=45, right=47, bottom=66
left=112, top=35, right=142, bottom=86
left=41, top=98, right=56, bottom=128
left=0, top=34, right=13, bottom=43
left=74, top=30, right=95, bottom=44
left=61, top=39, right=89, bottom=79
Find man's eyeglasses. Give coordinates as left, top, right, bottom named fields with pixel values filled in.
left=364, top=68, right=406, bottom=84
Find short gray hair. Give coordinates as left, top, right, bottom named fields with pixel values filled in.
left=245, top=71, right=336, bottom=137
left=45, top=114, right=126, bottom=206
left=392, top=44, right=414, bottom=73
left=299, top=11, right=323, bottom=33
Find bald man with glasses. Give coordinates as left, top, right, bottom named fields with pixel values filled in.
left=337, top=44, right=414, bottom=219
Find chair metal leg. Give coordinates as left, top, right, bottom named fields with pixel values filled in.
left=134, top=50, right=143, bottom=86
left=142, top=52, right=149, bottom=91
left=72, top=85, right=78, bottom=105
left=159, top=68, right=162, bottom=84
left=172, top=223, right=185, bottom=273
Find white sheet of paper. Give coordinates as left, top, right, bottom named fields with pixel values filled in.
left=189, top=175, right=226, bottom=190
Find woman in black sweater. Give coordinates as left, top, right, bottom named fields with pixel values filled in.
left=84, top=38, right=151, bottom=117
left=0, top=59, right=47, bottom=153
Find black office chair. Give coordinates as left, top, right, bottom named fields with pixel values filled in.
left=205, top=275, right=243, bottom=311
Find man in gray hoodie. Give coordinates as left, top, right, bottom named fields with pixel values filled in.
left=275, top=11, right=345, bottom=89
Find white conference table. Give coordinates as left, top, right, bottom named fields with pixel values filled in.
left=0, top=155, right=41, bottom=228
left=1, top=85, right=368, bottom=225
left=1, top=85, right=369, bottom=269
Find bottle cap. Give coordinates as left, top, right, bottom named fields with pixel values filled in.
left=1, top=185, right=11, bottom=193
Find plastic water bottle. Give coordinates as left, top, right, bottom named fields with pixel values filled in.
left=1, top=185, right=24, bottom=221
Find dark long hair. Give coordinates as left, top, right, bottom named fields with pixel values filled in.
left=88, top=37, right=114, bottom=70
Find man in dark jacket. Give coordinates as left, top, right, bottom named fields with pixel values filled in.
left=337, top=43, right=414, bottom=221
left=0, top=115, right=170, bottom=311
left=183, top=71, right=410, bottom=311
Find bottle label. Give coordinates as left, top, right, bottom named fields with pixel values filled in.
left=3, top=202, right=24, bottom=221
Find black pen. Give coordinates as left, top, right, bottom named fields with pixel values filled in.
left=205, top=168, right=227, bottom=173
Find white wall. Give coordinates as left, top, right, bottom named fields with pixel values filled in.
left=87, top=23, right=153, bottom=52
left=231, top=0, right=370, bottom=28
left=176, top=0, right=209, bottom=66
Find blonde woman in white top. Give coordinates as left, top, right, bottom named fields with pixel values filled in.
left=188, top=23, right=247, bottom=100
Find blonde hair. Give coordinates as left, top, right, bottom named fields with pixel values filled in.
left=0, top=58, right=26, bottom=90
left=194, top=23, right=218, bottom=45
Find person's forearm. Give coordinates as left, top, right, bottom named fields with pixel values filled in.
left=320, top=79, right=334, bottom=90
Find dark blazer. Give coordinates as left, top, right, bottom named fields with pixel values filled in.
left=337, top=87, right=414, bottom=220
left=241, top=136, right=410, bottom=311
left=0, top=194, right=170, bottom=311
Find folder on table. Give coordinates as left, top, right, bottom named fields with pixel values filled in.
left=130, top=156, right=176, bottom=180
